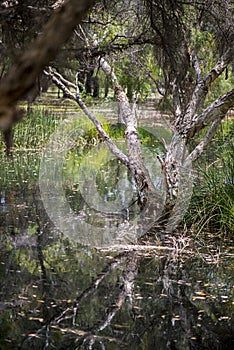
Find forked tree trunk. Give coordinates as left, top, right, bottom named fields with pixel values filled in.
left=159, top=49, right=234, bottom=227
left=45, top=47, right=234, bottom=233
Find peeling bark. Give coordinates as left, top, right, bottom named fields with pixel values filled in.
left=162, top=49, right=234, bottom=221
left=99, top=58, right=158, bottom=207
left=180, top=49, right=233, bottom=128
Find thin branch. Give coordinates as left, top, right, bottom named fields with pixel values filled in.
left=184, top=88, right=234, bottom=137
left=186, top=118, right=222, bottom=162
left=181, top=48, right=233, bottom=126
left=51, top=68, right=77, bottom=90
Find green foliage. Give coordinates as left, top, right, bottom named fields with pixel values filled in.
left=186, top=121, right=234, bottom=235
left=192, top=29, right=216, bottom=74
left=115, top=48, right=154, bottom=102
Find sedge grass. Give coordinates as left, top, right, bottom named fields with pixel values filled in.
left=0, top=110, right=61, bottom=188
left=185, top=120, right=234, bottom=236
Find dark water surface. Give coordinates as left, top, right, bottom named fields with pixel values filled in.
left=0, top=110, right=233, bottom=349
left=0, top=184, right=233, bottom=350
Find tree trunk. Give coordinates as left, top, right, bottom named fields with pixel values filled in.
left=85, top=70, right=93, bottom=95
left=92, top=76, right=99, bottom=98
left=104, top=77, right=109, bottom=98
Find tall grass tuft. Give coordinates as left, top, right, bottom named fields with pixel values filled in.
left=0, top=110, right=60, bottom=188
left=186, top=120, right=234, bottom=236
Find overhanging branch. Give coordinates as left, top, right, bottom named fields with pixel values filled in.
left=0, top=0, right=95, bottom=127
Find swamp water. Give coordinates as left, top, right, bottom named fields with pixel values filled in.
left=0, top=108, right=233, bottom=349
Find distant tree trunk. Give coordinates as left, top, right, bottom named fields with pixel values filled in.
left=85, top=70, right=93, bottom=95
left=40, top=74, right=50, bottom=93
left=127, top=82, right=133, bottom=102
left=24, top=77, right=41, bottom=112
left=117, top=105, right=124, bottom=124
left=24, top=74, right=50, bottom=111
left=104, top=77, right=110, bottom=98
left=92, top=76, right=99, bottom=98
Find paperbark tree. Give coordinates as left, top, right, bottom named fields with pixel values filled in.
left=0, top=0, right=233, bottom=233
left=44, top=62, right=161, bottom=211
left=144, top=0, right=234, bottom=225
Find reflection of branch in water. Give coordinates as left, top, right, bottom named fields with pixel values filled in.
left=159, top=254, right=225, bottom=350
left=57, top=253, right=138, bottom=335
left=97, top=253, right=138, bottom=331
left=24, top=253, right=127, bottom=342
left=24, top=253, right=138, bottom=349
left=56, top=253, right=128, bottom=325
left=74, top=253, right=138, bottom=349
left=36, top=227, right=47, bottom=285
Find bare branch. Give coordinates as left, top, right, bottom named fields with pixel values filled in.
left=50, top=68, right=77, bottom=90
left=184, top=88, right=234, bottom=137
left=181, top=48, right=233, bottom=126
left=45, top=68, right=130, bottom=168
left=186, top=118, right=222, bottom=162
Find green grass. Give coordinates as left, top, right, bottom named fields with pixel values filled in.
left=0, top=110, right=60, bottom=187
left=0, top=109, right=163, bottom=189
left=186, top=120, right=234, bottom=236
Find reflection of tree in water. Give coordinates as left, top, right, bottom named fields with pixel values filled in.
left=15, top=250, right=232, bottom=350
left=0, top=189, right=233, bottom=349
